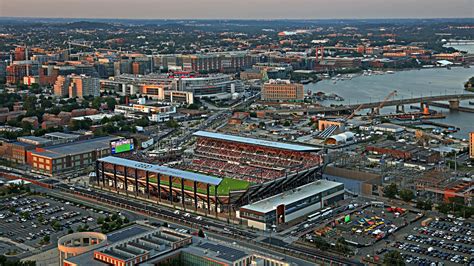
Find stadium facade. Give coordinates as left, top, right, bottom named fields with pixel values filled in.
left=95, top=131, right=324, bottom=215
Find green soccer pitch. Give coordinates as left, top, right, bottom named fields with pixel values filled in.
left=148, top=176, right=251, bottom=195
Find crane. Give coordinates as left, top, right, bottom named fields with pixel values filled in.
left=346, top=103, right=364, bottom=120
left=372, top=90, right=397, bottom=116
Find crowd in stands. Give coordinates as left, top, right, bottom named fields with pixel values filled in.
left=186, top=137, right=322, bottom=183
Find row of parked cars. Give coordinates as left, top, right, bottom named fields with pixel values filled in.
left=428, top=220, right=472, bottom=235
left=398, top=252, right=442, bottom=266
left=406, top=235, right=474, bottom=255
left=394, top=241, right=472, bottom=264
left=415, top=227, right=473, bottom=245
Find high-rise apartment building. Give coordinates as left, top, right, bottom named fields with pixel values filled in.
left=53, top=74, right=100, bottom=99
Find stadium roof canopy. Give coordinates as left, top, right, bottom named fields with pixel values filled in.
left=98, top=156, right=222, bottom=186
left=193, top=131, right=319, bottom=152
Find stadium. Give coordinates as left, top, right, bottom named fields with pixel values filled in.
left=95, top=131, right=323, bottom=215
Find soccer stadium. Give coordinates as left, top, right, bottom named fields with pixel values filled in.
left=95, top=131, right=323, bottom=215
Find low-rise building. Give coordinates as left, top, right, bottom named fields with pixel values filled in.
left=238, top=180, right=344, bottom=230
left=261, top=79, right=304, bottom=101
left=366, top=140, right=441, bottom=163
left=28, top=136, right=120, bottom=176
left=114, top=103, right=176, bottom=123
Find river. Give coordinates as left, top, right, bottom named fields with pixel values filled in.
left=305, top=67, right=474, bottom=138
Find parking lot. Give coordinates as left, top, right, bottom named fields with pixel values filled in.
left=390, top=217, right=474, bottom=265
left=306, top=203, right=420, bottom=247
left=0, top=194, right=112, bottom=256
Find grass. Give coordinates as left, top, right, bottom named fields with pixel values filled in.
left=148, top=177, right=250, bottom=196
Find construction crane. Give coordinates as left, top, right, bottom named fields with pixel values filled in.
left=372, top=90, right=397, bottom=116
left=346, top=103, right=364, bottom=120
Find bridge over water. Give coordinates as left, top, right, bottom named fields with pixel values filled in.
left=266, top=93, right=474, bottom=114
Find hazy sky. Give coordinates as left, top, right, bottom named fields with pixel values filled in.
left=1, top=0, right=473, bottom=19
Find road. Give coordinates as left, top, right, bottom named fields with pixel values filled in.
left=35, top=181, right=358, bottom=265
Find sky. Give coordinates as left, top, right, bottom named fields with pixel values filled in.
left=1, top=0, right=473, bottom=19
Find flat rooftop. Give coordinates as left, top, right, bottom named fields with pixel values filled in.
left=184, top=242, right=249, bottom=263
left=240, top=180, right=343, bottom=214
left=44, top=132, right=81, bottom=139
left=99, top=156, right=222, bottom=186
left=31, top=136, right=120, bottom=158
left=193, top=131, right=319, bottom=152
left=17, top=136, right=52, bottom=144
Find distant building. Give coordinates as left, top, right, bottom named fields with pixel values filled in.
left=366, top=140, right=441, bottom=163
left=470, top=132, right=474, bottom=159
left=261, top=79, right=304, bottom=101
left=54, top=74, right=100, bottom=99
left=323, top=166, right=382, bottom=196
left=114, top=103, right=176, bottom=123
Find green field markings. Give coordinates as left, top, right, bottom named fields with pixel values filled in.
left=148, top=177, right=250, bottom=196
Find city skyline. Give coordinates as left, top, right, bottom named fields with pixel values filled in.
left=1, top=0, right=473, bottom=19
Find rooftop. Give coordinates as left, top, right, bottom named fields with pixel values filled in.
left=44, top=132, right=81, bottom=139
left=17, top=136, right=52, bottom=144
left=240, top=180, right=343, bottom=214
left=98, top=156, right=222, bottom=186
left=184, top=241, right=249, bottom=263
left=193, top=131, right=319, bottom=152
left=31, top=136, right=119, bottom=158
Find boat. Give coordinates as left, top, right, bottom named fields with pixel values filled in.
left=386, top=71, right=395, bottom=74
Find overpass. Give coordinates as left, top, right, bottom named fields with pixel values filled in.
left=265, top=93, right=474, bottom=115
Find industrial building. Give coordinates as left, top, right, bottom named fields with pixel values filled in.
left=238, top=180, right=344, bottom=230
left=261, top=79, right=304, bottom=101
left=366, top=140, right=441, bottom=163
left=323, top=166, right=382, bottom=196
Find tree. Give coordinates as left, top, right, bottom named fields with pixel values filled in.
left=437, top=202, right=451, bottom=214
left=383, top=250, right=405, bottom=266
left=383, top=183, right=398, bottom=199
left=399, top=189, right=414, bottom=202
left=198, top=229, right=205, bottom=238
left=42, top=235, right=50, bottom=244
left=51, top=221, right=61, bottom=231
left=97, top=217, right=105, bottom=224
left=105, top=97, right=117, bottom=110
left=68, top=228, right=74, bottom=234
left=312, top=236, right=330, bottom=251
left=91, top=97, right=102, bottom=109
left=101, top=222, right=109, bottom=233
left=334, top=237, right=350, bottom=254
left=166, top=119, right=179, bottom=128
left=416, top=199, right=432, bottom=211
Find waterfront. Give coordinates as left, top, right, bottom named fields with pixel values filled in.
left=306, top=67, right=474, bottom=138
